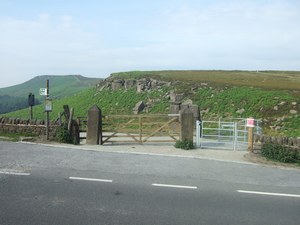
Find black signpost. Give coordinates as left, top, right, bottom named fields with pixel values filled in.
left=28, top=93, right=35, bottom=120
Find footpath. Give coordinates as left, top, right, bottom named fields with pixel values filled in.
left=70, top=143, right=249, bottom=163
left=19, top=139, right=287, bottom=167
left=15, top=137, right=299, bottom=169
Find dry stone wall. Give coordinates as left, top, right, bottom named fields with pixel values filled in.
left=0, top=117, right=59, bottom=138
left=253, top=134, right=300, bottom=151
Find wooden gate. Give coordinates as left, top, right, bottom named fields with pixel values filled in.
left=102, top=114, right=180, bottom=144
left=77, top=114, right=181, bottom=144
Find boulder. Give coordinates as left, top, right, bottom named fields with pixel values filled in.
left=290, top=110, right=298, bottom=114
left=133, top=101, right=145, bottom=114
left=236, top=108, right=245, bottom=114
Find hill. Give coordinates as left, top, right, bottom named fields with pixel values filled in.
left=1, top=70, right=299, bottom=137
left=111, top=70, right=300, bottom=91
left=0, top=75, right=102, bottom=114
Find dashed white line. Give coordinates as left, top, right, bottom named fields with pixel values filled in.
left=237, top=190, right=300, bottom=198
left=152, top=183, right=197, bottom=190
left=69, top=176, right=113, bottom=183
left=0, top=171, right=30, bottom=176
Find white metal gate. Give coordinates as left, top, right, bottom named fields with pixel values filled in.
left=196, top=118, right=262, bottom=151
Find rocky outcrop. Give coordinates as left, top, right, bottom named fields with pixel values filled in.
left=111, top=79, right=124, bottom=91
left=125, top=79, right=136, bottom=89
left=97, top=78, right=171, bottom=92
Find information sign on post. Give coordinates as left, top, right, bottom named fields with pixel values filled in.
left=246, top=118, right=255, bottom=152
left=44, top=80, right=50, bottom=140
left=45, top=98, right=52, bottom=112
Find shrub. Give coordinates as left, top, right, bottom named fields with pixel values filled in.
left=261, top=143, right=300, bottom=163
left=54, top=125, right=74, bottom=144
left=175, top=140, right=194, bottom=150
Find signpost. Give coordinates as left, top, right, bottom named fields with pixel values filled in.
left=40, top=80, right=51, bottom=140
left=46, top=80, right=50, bottom=140
left=28, top=93, right=35, bottom=120
left=246, top=118, right=255, bottom=152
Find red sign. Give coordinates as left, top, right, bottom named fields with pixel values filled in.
left=246, top=118, right=255, bottom=127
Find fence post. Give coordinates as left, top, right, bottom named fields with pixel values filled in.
left=196, top=120, right=201, bottom=148
left=72, top=120, right=80, bottom=145
left=234, top=122, right=238, bottom=151
left=248, top=127, right=254, bottom=152
left=180, top=108, right=194, bottom=142
left=139, top=115, right=142, bottom=143
left=86, top=105, right=102, bottom=145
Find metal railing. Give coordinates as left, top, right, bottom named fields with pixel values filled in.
left=196, top=118, right=262, bottom=151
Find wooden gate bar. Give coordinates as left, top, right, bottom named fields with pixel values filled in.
left=142, top=117, right=178, bottom=143
left=102, top=118, right=136, bottom=143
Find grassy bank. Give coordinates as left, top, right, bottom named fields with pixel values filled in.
left=2, top=70, right=299, bottom=137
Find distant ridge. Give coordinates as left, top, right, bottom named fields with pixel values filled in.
left=0, top=75, right=103, bottom=114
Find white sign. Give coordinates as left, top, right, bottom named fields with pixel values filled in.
left=39, top=88, right=48, bottom=96
left=246, top=118, right=255, bottom=127
left=45, top=98, right=52, bottom=112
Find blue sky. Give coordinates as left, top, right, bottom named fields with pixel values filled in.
left=0, top=0, right=300, bottom=87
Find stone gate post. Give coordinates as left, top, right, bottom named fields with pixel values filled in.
left=180, top=107, right=194, bottom=142
left=86, top=105, right=102, bottom=145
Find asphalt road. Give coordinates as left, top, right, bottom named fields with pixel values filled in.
left=0, top=141, right=300, bottom=225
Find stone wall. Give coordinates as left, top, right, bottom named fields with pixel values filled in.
left=0, top=117, right=59, bottom=139
left=253, top=134, right=300, bottom=151
left=169, top=94, right=200, bottom=121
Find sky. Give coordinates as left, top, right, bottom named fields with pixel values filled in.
left=0, top=0, right=300, bottom=88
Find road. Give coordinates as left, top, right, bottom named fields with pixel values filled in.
left=0, top=141, right=300, bottom=225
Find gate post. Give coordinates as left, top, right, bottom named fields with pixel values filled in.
left=196, top=120, right=201, bottom=148
left=86, top=105, right=102, bottom=145
left=180, top=107, right=194, bottom=142
left=248, top=127, right=254, bottom=152
left=233, top=122, right=238, bottom=151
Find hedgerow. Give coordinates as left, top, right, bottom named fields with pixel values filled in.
left=261, top=143, right=300, bottom=163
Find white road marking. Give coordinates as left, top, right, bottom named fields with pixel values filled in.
left=152, top=183, right=197, bottom=190
left=237, top=190, right=300, bottom=198
left=0, top=171, right=30, bottom=176
left=69, top=177, right=113, bottom=183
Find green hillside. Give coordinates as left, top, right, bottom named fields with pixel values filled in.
left=0, top=75, right=102, bottom=114
left=0, top=75, right=102, bottom=99
left=2, top=70, right=300, bottom=137
left=1, top=87, right=170, bottom=121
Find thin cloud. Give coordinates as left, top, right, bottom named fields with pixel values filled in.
left=0, top=0, right=299, bottom=87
